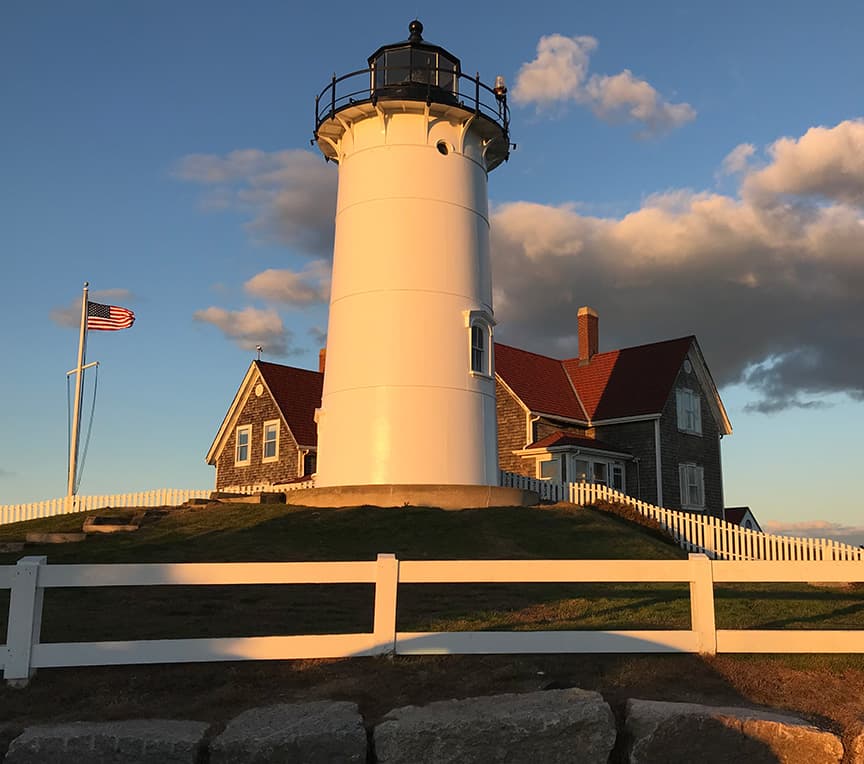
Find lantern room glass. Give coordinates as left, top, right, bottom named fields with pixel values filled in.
left=372, top=46, right=457, bottom=94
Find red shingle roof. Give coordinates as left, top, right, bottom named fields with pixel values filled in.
left=526, top=432, right=631, bottom=456
left=495, top=343, right=587, bottom=420
left=495, top=336, right=694, bottom=423
left=256, top=361, right=323, bottom=446
left=563, top=336, right=694, bottom=420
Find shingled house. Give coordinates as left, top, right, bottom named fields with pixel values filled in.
left=206, top=359, right=323, bottom=489
left=207, top=308, right=731, bottom=515
left=496, top=308, right=732, bottom=516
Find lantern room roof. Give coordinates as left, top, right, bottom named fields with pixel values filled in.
left=366, top=20, right=461, bottom=71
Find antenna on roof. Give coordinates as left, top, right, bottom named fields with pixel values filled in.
left=255, top=345, right=263, bottom=361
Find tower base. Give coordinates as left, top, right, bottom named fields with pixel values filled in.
left=282, top=484, right=539, bottom=510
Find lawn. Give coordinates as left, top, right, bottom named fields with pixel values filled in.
left=0, top=501, right=861, bottom=747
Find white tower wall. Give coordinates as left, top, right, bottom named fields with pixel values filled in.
left=315, top=106, right=499, bottom=487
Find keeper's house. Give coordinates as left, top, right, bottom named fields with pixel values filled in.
left=206, top=307, right=731, bottom=515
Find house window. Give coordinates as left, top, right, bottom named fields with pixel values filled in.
left=539, top=458, right=561, bottom=482
left=679, top=463, right=705, bottom=509
left=611, top=464, right=624, bottom=491
left=592, top=462, right=607, bottom=487
left=235, top=425, right=252, bottom=466
left=303, top=451, right=317, bottom=476
left=676, top=388, right=702, bottom=435
left=262, top=420, right=279, bottom=463
left=572, top=459, right=589, bottom=483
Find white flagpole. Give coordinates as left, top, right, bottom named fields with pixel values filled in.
left=67, top=281, right=89, bottom=498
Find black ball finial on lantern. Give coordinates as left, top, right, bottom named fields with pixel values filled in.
left=408, top=19, right=423, bottom=41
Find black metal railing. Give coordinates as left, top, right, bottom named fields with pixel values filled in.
left=313, top=66, right=509, bottom=142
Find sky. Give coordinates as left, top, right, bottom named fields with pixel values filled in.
left=2, top=1, right=862, bottom=545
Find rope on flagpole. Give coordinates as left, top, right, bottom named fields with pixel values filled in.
left=75, top=363, right=99, bottom=493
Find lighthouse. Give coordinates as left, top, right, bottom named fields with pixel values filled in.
left=313, top=21, right=510, bottom=488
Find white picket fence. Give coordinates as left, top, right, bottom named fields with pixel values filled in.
left=0, top=480, right=315, bottom=526
left=500, top=470, right=864, bottom=562
left=2, top=552, right=862, bottom=683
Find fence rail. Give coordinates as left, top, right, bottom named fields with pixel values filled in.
left=0, top=481, right=315, bottom=526
left=499, top=470, right=864, bottom=562
left=2, top=553, right=862, bottom=682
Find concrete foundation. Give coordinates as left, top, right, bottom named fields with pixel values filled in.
left=282, top=485, right=539, bottom=510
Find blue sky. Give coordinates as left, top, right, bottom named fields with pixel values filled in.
left=2, top=1, right=862, bottom=544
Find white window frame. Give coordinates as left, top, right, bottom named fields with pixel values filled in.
left=262, top=419, right=279, bottom=463
left=679, top=463, right=705, bottom=510
left=535, top=453, right=625, bottom=490
left=464, top=310, right=495, bottom=378
left=676, top=388, right=702, bottom=435
left=235, top=424, right=252, bottom=467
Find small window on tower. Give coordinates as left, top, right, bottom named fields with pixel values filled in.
left=465, top=310, right=495, bottom=377
left=471, top=325, right=485, bottom=373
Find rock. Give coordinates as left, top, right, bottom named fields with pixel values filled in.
left=374, top=688, right=616, bottom=763
left=5, top=719, right=209, bottom=764
left=848, top=724, right=864, bottom=764
left=625, top=698, right=844, bottom=764
left=210, top=700, right=367, bottom=763
left=24, top=532, right=86, bottom=544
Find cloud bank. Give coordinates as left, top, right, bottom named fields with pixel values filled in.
left=193, top=306, right=296, bottom=357
left=177, top=120, right=864, bottom=412
left=512, top=34, right=695, bottom=135
left=174, top=149, right=336, bottom=256
left=763, top=520, right=864, bottom=548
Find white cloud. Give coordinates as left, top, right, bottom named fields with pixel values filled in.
left=50, top=289, right=135, bottom=328
left=719, top=143, right=756, bottom=176
left=743, top=120, right=864, bottom=206
left=174, top=149, right=337, bottom=256
left=193, top=306, right=295, bottom=356
left=490, top=119, right=864, bottom=411
left=513, top=33, right=695, bottom=134
left=584, top=70, right=696, bottom=134
left=244, top=260, right=330, bottom=306
left=512, top=34, right=597, bottom=105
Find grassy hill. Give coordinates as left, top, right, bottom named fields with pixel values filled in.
left=0, top=502, right=861, bottom=743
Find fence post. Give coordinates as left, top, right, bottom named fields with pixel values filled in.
left=373, top=553, right=399, bottom=656
left=688, top=553, right=716, bottom=656
left=5, top=555, right=47, bottom=686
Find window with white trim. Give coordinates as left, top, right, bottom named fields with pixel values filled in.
left=679, top=463, right=705, bottom=509
left=465, top=310, right=494, bottom=377
left=471, top=324, right=485, bottom=373
left=235, top=425, right=252, bottom=466
left=676, top=388, right=702, bottom=435
left=262, top=419, right=279, bottom=463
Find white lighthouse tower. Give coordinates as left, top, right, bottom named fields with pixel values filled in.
left=313, top=20, right=510, bottom=488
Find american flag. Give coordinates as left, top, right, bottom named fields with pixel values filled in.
left=87, top=301, right=135, bottom=331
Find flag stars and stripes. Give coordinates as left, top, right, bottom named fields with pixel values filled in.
left=87, top=302, right=135, bottom=331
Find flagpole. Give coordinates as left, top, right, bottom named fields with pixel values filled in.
left=67, top=281, right=89, bottom=498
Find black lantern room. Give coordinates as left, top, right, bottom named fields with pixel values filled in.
left=367, top=20, right=460, bottom=102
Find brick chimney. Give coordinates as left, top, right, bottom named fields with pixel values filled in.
left=577, top=306, right=599, bottom=362
left=318, top=347, right=326, bottom=374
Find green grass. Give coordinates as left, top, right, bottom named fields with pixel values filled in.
left=0, top=503, right=860, bottom=644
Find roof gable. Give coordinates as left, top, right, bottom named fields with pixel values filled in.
left=563, top=336, right=694, bottom=421
left=206, top=361, right=323, bottom=464
left=256, top=361, right=323, bottom=446
left=494, top=343, right=586, bottom=421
